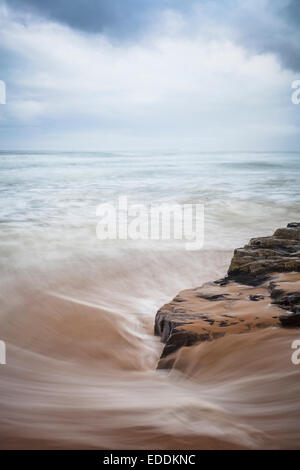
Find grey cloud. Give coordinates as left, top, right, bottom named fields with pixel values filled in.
left=5, top=0, right=196, bottom=38
left=5, top=0, right=300, bottom=71
left=231, top=0, right=300, bottom=72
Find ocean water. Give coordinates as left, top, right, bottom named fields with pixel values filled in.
left=0, top=150, right=300, bottom=449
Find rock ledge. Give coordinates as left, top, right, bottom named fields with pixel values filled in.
left=155, top=224, right=300, bottom=368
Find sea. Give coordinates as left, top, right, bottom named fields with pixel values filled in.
left=0, top=150, right=300, bottom=449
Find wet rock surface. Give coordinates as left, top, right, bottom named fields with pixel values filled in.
left=155, top=224, right=300, bottom=368
left=227, top=223, right=300, bottom=285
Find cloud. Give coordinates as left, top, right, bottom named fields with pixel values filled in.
left=0, top=1, right=299, bottom=150
left=228, top=0, right=300, bottom=72
left=5, top=0, right=196, bottom=38
left=4, top=0, right=300, bottom=72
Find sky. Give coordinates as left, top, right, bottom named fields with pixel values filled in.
left=0, top=0, right=299, bottom=151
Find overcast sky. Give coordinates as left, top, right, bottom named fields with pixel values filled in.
left=0, top=0, right=299, bottom=151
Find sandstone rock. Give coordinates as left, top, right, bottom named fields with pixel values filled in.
left=155, top=223, right=300, bottom=367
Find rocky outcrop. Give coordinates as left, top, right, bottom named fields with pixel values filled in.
left=227, top=222, right=300, bottom=285
left=155, top=223, right=300, bottom=368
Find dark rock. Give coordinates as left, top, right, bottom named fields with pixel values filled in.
left=288, top=223, right=300, bottom=228
left=195, top=293, right=228, bottom=301
left=280, top=313, right=300, bottom=327
left=273, top=228, right=300, bottom=241
left=173, top=295, right=185, bottom=303
left=227, top=272, right=270, bottom=286
left=160, top=330, right=208, bottom=359
left=269, top=281, right=300, bottom=313
left=154, top=309, right=191, bottom=343
left=214, top=278, right=229, bottom=286
left=228, top=223, right=300, bottom=285
left=275, top=292, right=300, bottom=308
left=249, top=294, right=265, bottom=301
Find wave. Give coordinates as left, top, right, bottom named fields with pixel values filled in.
left=1, top=249, right=300, bottom=449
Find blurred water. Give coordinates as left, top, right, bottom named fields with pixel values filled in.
left=0, top=150, right=299, bottom=267
left=0, top=150, right=300, bottom=449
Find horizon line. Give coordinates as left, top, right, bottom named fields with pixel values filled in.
left=0, top=149, right=300, bottom=154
